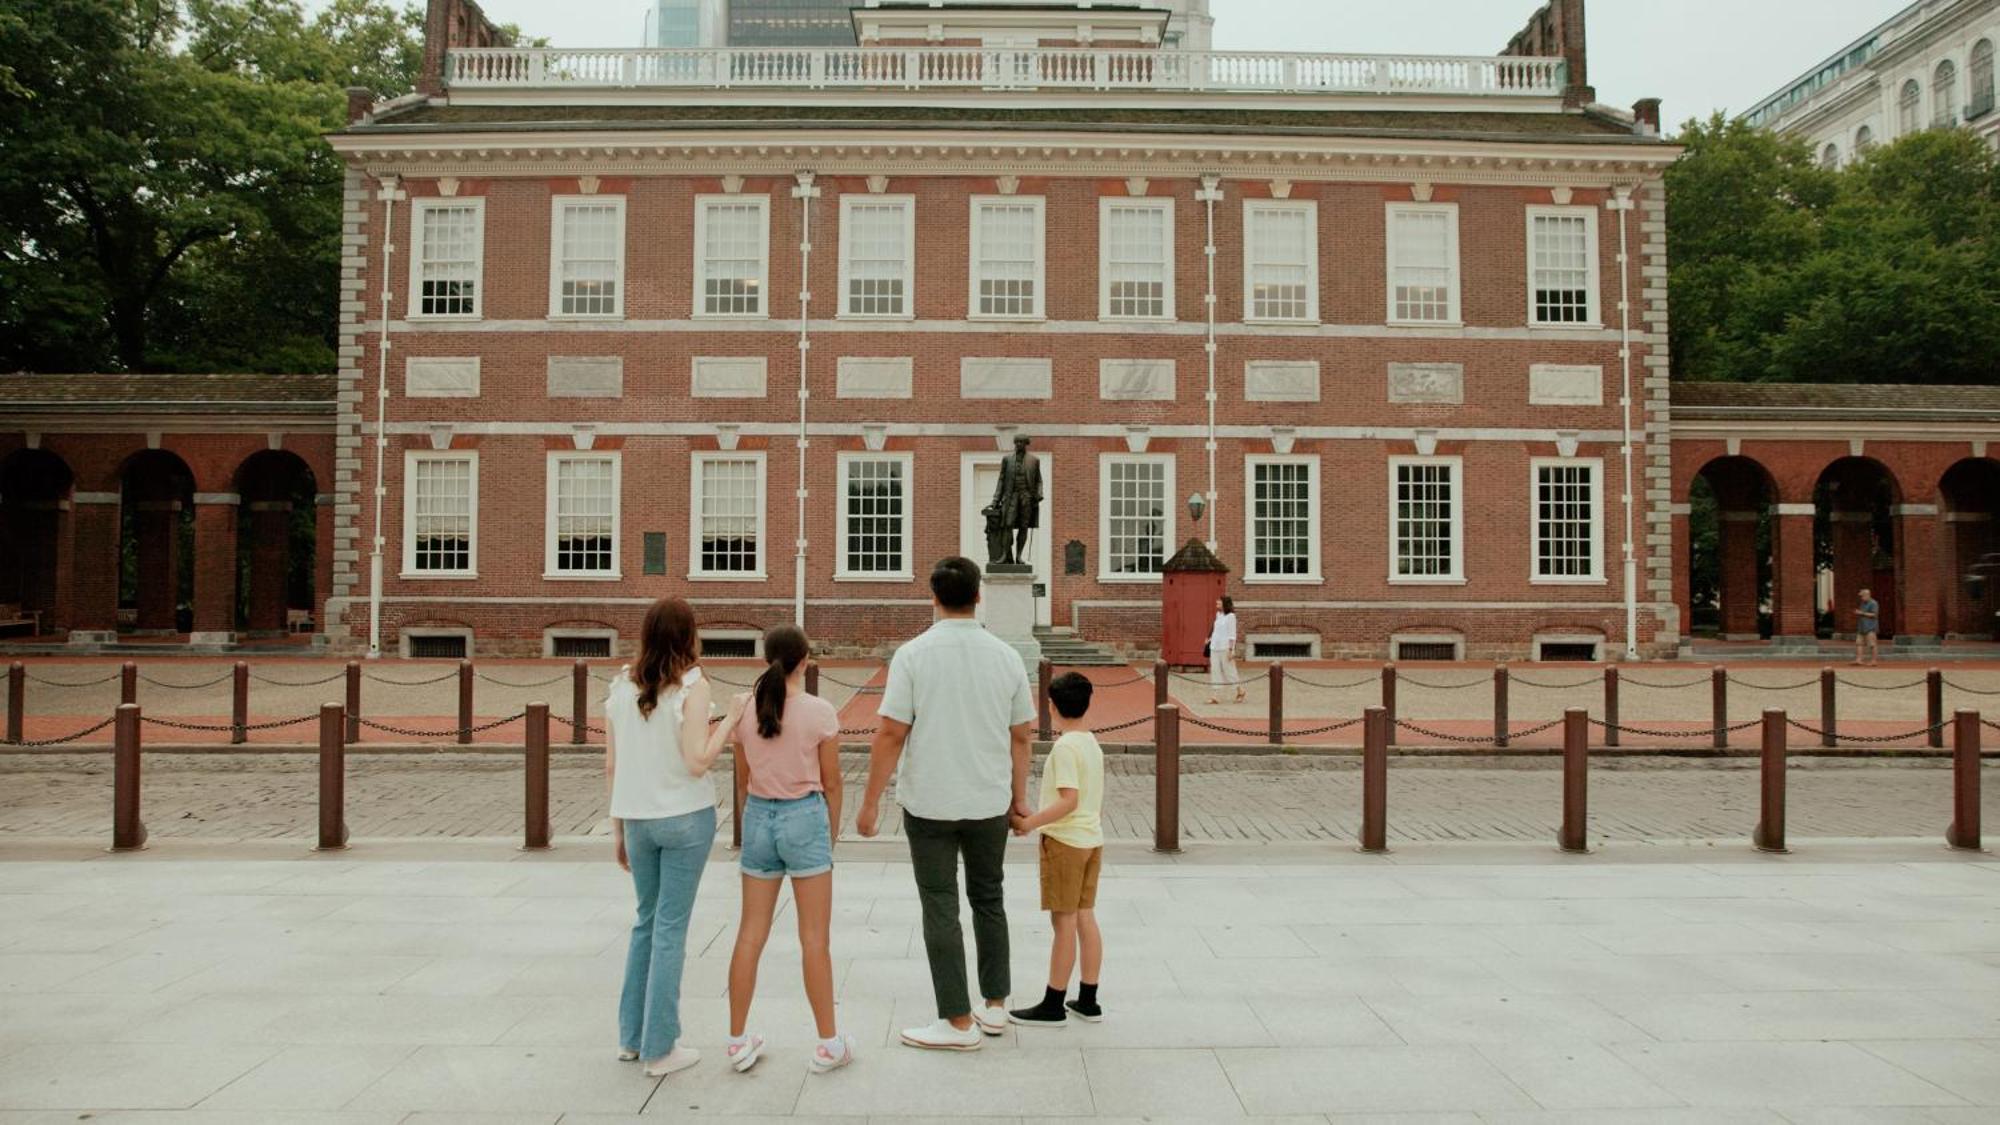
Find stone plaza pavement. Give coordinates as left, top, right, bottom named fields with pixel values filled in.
left=1, top=837, right=1998, bottom=1123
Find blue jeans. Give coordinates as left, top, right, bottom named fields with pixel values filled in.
left=618, top=805, right=717, bottom=1059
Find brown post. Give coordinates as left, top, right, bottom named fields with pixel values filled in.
left=1494, top=663, right=1510, bottom=749
left=230, top=662, right=249, bottom=746
left=1268, top=662, right=1284, bottom=746
left=111, top=703, right=146, bottom=851
left=1928, top=669, right=1945, bottom=749
left=1560, top=708, right=1589, bottom=853
left=317, top=702, right=349, bottom=850
left=1711, top=666, right=1728, bottom=750
left=1603, top=665, right=1620, bottom=749
left=805, top=660, right=820, bottom=697
left=1154, top=703, right=1180, bottom=854
left=344, top=661, right=361, bottom=744
left=524, top=702, right=551, bottom=850
left=1382, top=663, right=1398, bottom=746
left=1153, top=659, right=1168, bottom=713
left=1819, top=667, right=1837, bottom=749
left=457, top=659, right=474, bottom=745
left=6, top=662, right=22, bottom=744
left=1037, top=658, right=1052, bottom=742
left=121, top=661, right=137, bottom=706
left=1360, top=706, right=1388, bottom=853
left=571, top=660, right=589, bottom=745
left=1948, top=710, right=1981, bottom=851
left=1754, top=709, right=1788, bottom=853
left=731, top=747, right=747, bottom=850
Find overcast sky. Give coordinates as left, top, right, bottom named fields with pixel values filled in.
left=416, top=0, right=1912, bottom=125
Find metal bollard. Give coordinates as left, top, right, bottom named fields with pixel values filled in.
left=571, top=660, right=589, bottom=745
left=1382, top=663, right=1398, bottom=747
left=524, top=702, right=551, bottom=850
left=1819, top=667, right=1837, bottom=749
left=1603, top=665, right=1620, bottom=749
left=344, top=661, right=361, bottom=744
left=731, top=746, right=747, bottom=851
left=1560, top=708, right=1589, bottom=853
left=317, top=703, right=348, bottom=850
left=1154, top=704, right=1180, bottom=854
left=1712, top=666, right=1728, bottom=750
left=1037, top=658, right=1052, bottom=743
left=1494, top=663, right=1510, bottom=749
left=1360, top=706, right=1388, bottom=853
left=1947, top=710, right=1982, bottom=852
left=1754, top=709, right=1788, bottom=853
left=457, top=660, right=474, bottom=746
left=112, top=703, right=146, bottom=851
left=1268, top=663, right=1284, bottom=746
left=6, top=662, right=22, bottom=744
left=805, top=660, right=820, bottom=697
left=1153, top=659, right=1168, bottom=713
left=1928, top=669, right=1945, bottom=749
left=231, top=662, right=249, bottom=746
left=121, top=662, right=137, bottom=707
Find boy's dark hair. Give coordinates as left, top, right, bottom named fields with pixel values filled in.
left=930, top=556, right=981, bottom=610
left=1049, top=672, right=1094, bottom=720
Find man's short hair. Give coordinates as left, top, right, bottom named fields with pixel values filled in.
left=930, top=556, right=981, bottom=610
left=1049, top=672, right=1094, bottom=720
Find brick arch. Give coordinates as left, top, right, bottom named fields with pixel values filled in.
left=0, top=448, right=76, bottom=633
left=234, top=450, right=321, bottom=636
left=1815, top=457, right=1903, bottom=638
left=1685, top=456, right=1778, bottom=642
left=1940, top=458, right=2000, bottom=638
left=116, top=450, right=198, bottom=634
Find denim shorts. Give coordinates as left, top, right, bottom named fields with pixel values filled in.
left=740, top=793, right=834, bottom=880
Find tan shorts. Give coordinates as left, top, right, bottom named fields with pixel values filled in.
left=1039, top=835, right=1102, bottom=912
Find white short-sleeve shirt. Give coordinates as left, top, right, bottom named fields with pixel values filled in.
left=878, top=617, right=1034, bottom=821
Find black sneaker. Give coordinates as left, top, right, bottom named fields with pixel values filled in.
left=1065, top=998, right=1103, bottom=1023
left=1008, top=1002, right=1068, bottom=1027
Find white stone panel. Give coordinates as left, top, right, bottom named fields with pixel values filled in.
left=1530, top=364, right=1606, bottom=406
left=546, top=356, right=623, bottom=399
left=692, top=356, right=769, bottom=399
left=404, top=357, right=479, bottom=399
left=1388, top=362, right=1464, bottom=405
left=1245, top=360, right=1320, bottom=403
left=960, top=358, right=1052, bottom=400
left=837, top=357, right=914, bottom=399
left=1099, top=359, right=1175, bottom=402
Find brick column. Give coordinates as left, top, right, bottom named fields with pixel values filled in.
left=1896, top=504, right=1943, bottom=644
left=66, top=493, right=121, bottom=641
left=1829, top=510, right=1874, bottom=636
left=190, top=494, right=239, bottom=644
left=133, top=500, right=181, bottom=632
left=1773, top=504, right=1819, bottom=644
left=1670, top=504, right=1692, bottom=640
left=245, top=501, right=292, bottom=634
left=1719, top=510, right=1762, bottom=640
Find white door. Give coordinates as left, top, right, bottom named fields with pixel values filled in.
left=960, top=452, right=1053, bottom=628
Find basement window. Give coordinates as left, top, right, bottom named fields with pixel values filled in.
left=546, top=630, right=614, bottom=659
left=702, top=631, right=760, bottom=660
left=1392, top=633, right=1464, bottom=662
left=1248, top=634, right=1320, bottom=660
left=403, top=629, right=471, bottom=660
left=1534, top=638, right=1602, bottom=663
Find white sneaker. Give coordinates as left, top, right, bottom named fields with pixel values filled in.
left=617, top=1048, right=639, bottom=1062
left=971, top=1004, right=1009, bottom=1036
left=810, top=1034, right=856, bottom=1074
left=899, top=1018, right=982, bottom=1051
left=643, top=1045, right=701, bottom=1077
left=726, top=1033, right=765, bottom=1073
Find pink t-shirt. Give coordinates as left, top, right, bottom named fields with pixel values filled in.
left=734, top=693, right=841, bottom=800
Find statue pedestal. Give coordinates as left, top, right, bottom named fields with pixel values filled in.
left=983, top=568, right=1042, bottom=678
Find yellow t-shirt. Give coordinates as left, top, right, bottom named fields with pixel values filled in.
left=1038, top=730, right=1104, bottom=849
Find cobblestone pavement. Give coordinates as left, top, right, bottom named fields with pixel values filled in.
left=3, top=752, right=1993, bottom=845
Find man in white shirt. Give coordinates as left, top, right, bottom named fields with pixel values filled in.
left=857, top=556, right=1034, bottom=1050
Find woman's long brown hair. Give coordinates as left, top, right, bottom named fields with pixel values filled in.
left=634, top=597, right=700, bottom=719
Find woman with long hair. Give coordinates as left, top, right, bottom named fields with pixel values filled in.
left=607, top=597, right=724, bottom=1077
left=1207, top=595, right=1244, bottom=704
left=701, top=623, right=850, bottom=1074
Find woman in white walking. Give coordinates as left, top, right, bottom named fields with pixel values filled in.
left=1207, top=596, right=1244, bottom=704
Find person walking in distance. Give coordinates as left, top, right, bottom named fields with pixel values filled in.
left=1854, top=587, right=1881, bottom=666
left=1207, top=596, right=1244, bottom=704
left=856, top=557, right=1035, bottom=1050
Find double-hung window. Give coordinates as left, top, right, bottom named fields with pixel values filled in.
left=1099, top=454, right=1174, bottom=580
left=550, top=197, right=625, bottom=318
left=1527, top=206, right=1599, bottom=326
left=1934, top=60, right=1959, bottom=128
left=970, top=196, right=1045, bottom=319
left=1900, top=78, right=1922, bottom=133
left=546, top=453, right=620, bottom=578
left=1244, top=455, right=1320, bottom=581
left=839, top=196, right=914, bottom=318
left=1100, top=198, right=1174, bottom=320
left=1386, top=203, right=1460, bottom=325
left=695, top=196, right=769, bottom=318
left=1533, top=458, right=1603, bottom=583
left=409, top=199, right=484, bottom=318
left=403, top=451, right=477, bottom=577
left=836, top=452, right=912, bottom=580
left=1391, top=457, right=1463, bottom=582
left=690, top=452, right=765, bottom=578
left=1244, top=200, right=1318, bottom=322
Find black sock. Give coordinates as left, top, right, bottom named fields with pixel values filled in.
left=1077, top=982, right=1098, bottom=1006
left=1040, top=985, right=1065, bottom=1010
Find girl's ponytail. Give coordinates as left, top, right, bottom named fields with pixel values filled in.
left=753, top=624, right=810, bottom=739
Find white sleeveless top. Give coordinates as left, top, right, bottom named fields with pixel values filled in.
left=606, top=666, right=716, bottom=820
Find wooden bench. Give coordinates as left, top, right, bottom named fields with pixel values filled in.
left=0, top=602, right=41, bottom=637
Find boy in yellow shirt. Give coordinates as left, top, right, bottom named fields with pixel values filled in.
left=1007, top=672, right=1105, bottom=1027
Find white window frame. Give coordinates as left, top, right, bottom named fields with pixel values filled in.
left=1097, top=453, right=1176, bottom=583
left=837, top=195, right=916, bottom=320
left=1530, top=457, right=1606, bottom=586
left=1525, top=205, right=1601, bottom=328
left=1384, top=203, right=1462, bottom=326
left=693, top=194, right=771, bottom=319
left=688, top=451, right=767, bottom=580
left=1098, top=196, right=1176, bottom=322
left=1242, top=453, right=1322, bottom=584
left=968, top=195, right=1046, bottom=321
left=1242, top=199, right=1319, bottom=324
left=401, top=450, right=478, bottom=579
left=543, top=451, right=622, bottom=580
left=834, top=451, right=915, bottom=582
left=1389, top=455, right=1465, bottom=585
left=407, top=197, right=485, bottom=320
left=547, top=195, right=626, bottom=319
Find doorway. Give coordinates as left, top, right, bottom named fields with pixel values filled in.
left=959, top=451, right=1053, bottom=628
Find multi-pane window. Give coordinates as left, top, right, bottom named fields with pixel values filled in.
left=1534, top=460, right=1601, bottom=582
left=1101, top=456, right=1173, bottom=578
left=411, top=200, right=483, bottom=317
left=837, top=454, right=910, bottom=578
left=1821, top=144, right=1841, bottom=170
left=695, top=196, right=768, bottom=317
left=405, top=453, right=476, bottom=575
left=1247, top=457, right=1318, bottom=580
left=551, top=198, right=624, bottom=317
left=547, top=455, right=618, bottom=577
left=1973, top=40, right=1996, bottom=118
left=1386, top=204, right=1460, bottom=324
left=692, top=454, right=764, bottom=577
left=1392, top=459, right=1461, bottom=581
left=971, top=197, right=1044, bottom=318
left=840, top=197, right=913, bottom=318
left=1244, top=201, right=1317, bottom=322
left=1900, top=78, right=1922, bottom=133
left=1528, top=207, right=1598, bottom=325
left=1935, top=60, right=1959, bottom=127
left=1100, top=199, right=1173, bottom=320
left=1855, top=125, right=1875, bottom=155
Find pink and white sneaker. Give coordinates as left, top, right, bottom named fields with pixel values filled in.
left=726, top=1033, right=766, bottom=1073
left=810, top=1034, right=856, bottom=1074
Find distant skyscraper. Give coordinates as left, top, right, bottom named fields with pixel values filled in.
left=726, top=0, right=862, bottom=47
left=643, top=0, right=721, bottom=47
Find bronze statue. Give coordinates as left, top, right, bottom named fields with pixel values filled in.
left=989, top=435, right=1042, bottom=567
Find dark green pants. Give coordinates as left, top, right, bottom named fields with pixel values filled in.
left=904, top=811, right=1011, bottom=1020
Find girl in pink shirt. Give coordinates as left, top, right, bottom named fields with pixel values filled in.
left=701, top=624, right=850, bottom=1074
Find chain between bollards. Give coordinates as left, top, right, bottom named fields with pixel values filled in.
left=318, top=703, right=349, bottom=850
left=1154, top=704, right=1180, bottom=855
left=1948, top=710, right=1982, bottom=852
left=112, top=703, right=146, bottom=851
left=1754, top=709, right=1788, bottom=854
left=1360, top=706, right=1388, bottom=853
left=524, top=703, right=551, bottom=850
left=1559, top=708, right=1589, bottom=854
